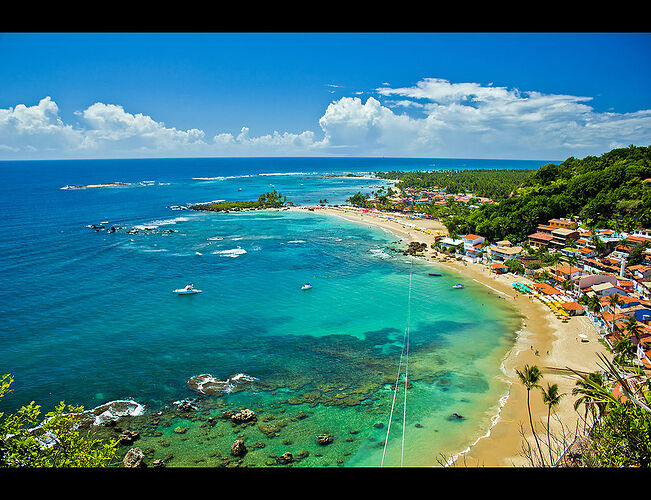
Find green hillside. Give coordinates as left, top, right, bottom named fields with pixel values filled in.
left=385, top=145, right=651, bottom=242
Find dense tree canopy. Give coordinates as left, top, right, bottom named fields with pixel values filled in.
left=380, top=146, right=651, bottom=242
left=191, top=190, right=287, bottom=212
left=377, top=168, right=533, bottom=200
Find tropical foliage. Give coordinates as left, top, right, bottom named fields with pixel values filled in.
left=0, top=374, right=119, bottom=467
left=192, top=190, right=287, bottom=212
left=376, top=168, right=534, bottom=200
left=379, top=145, right=651, bottom=242
left=517, top=339, right=651, bottom=468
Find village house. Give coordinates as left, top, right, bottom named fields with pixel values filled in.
left=490, top=262, right=509, bottom=274
left=583, top=258, right=621, bottom=275
left=577, top=246, right=596, bottom=260
left=551, top=265, right=585, bottom=284
left=439, top=237, right=464, bottom=252
left=632, top=229, right=651, bottom=239
left=462, top=234, right=485, bottom=252
left=578, top=274, right=618, bottom=296
left=592, top=282, right=630, bottom=297
left=561, top=301, right=586, bottom=316
left=627, top=264, right=651, bottom=280
left=548, top=218, right=579, bottom=230
left=489, top=240, right=524, bottom=262
left=528, top=231, right=554, bottom=249
left=550, top=227, right=579, bottom=249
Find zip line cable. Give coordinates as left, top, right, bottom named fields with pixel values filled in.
left=401, top=260, right=412, bottom=467
left=381, top=258, right=413, bottom=467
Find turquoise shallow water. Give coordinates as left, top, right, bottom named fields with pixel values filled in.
left=0, top=157, right=541, bottom=466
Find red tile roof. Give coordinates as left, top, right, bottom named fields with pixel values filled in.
left=556, top=266, right=582, bottom=275
left=533, top=283, right=561, bottom=295
left=529, top=232, right=554, bottom=241
left=561, top=301, right=584, bottom=311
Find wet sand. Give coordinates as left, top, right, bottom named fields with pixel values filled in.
left=293, top=206, right=609, bottom=467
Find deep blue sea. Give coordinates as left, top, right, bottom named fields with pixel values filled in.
left=0, top=157, right=550, bottom=467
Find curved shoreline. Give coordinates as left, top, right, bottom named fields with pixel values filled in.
left=293, top=205, right=609, bottom=467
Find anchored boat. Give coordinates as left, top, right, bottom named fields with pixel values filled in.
left=173, top=284, right=202, bottom=294
left=301, top=283, right=312, bottom=290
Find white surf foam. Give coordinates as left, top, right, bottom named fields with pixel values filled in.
left=187, top=373, right=258, bottom=395
left=192, top=175, right=253, bottom=181
left=212, top=247, right=247, bottom=257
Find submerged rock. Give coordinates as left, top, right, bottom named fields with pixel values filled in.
left=259, top=422, right=281, bottom=437
left=276, top=452, right=294, bottom=464
left=122, top=447, right=145, bottom=468
left=173, top=398, right=203, bottom=412
left=316, top=434, right=333, bottom=445
left=230, top=409, right=256, bottom=424
left=231, top=439, right=247, bottom=457
left=118, top=430, right=140, bottom=445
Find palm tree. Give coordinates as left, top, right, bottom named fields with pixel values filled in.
left=624, top=316, right=643, bottom=345
left=586, top=294, right=601, bottom=318
left=572, top=371, right=605, bottom=433
left=550, top=252, right=561, bottom=280
left=607, top=294, right=622, bottom=335
left=516, top=364, right=545, bottom=466
left=541, top=383, right=565, bottom=466
left=624, top=316, right=644, bottom=375
left=567, top=254, right=579, bottom=292
left=591, top=234, right=606, bottom=257
left=612, top=337, right=635, bottom=367
left=572, top=353, right=651, bottom=413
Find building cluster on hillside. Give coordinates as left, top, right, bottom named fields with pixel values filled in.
left=348, top=180, right=651, bottom=372
left=367, top=186, right=497, bottom=209
left=440, top=216, right=651, bottom=370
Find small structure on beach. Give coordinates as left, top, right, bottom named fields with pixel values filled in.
left=561, top=301, right=586, bottom=316
left=490, top=263, right=508, bottom=274
left=439, top=237, right=464, bottom=252
left=533, top=282, right=562, bottom=296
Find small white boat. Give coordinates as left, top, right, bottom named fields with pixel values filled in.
left=301, top=283, right=312, bottom=290
left=452, top=283, right=464, bottom=289
left=173, top=284, right=202, bottom=294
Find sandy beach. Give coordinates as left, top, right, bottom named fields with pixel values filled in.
left=293, top=205, right=610, bottom=467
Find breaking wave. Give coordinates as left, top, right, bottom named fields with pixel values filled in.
left=212, top=247, right=247, bottom=258
left=187, top=373, right=259, bottom=395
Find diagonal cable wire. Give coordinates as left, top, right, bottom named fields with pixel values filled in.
left=381, top=258, right=413, bottom=467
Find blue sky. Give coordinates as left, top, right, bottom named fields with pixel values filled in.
left=1, top=32, right=650, bottom=161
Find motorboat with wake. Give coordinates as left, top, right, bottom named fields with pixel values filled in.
left=173, top=284, right=202, bottom=294
left=301, top=283, right=312, bottom=290
left=452, top=283, right=464, bottom=289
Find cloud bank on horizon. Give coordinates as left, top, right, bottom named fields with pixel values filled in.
left=1, top=77, right=650, bottom=161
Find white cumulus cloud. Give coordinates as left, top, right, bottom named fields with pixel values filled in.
left=316, top=78, right=651, bottom=158
left=0, top=78, right=649, bottom=160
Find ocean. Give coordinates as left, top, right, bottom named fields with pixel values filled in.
left=0, top=157, right=549, bottom=467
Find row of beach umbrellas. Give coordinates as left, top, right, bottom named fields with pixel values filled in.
left=512, top=281, right=570, bottom=321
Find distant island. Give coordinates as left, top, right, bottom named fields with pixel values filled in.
left=61, top=182, right=129, bottom=189
left=190, top=190, right=288, bottom=212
